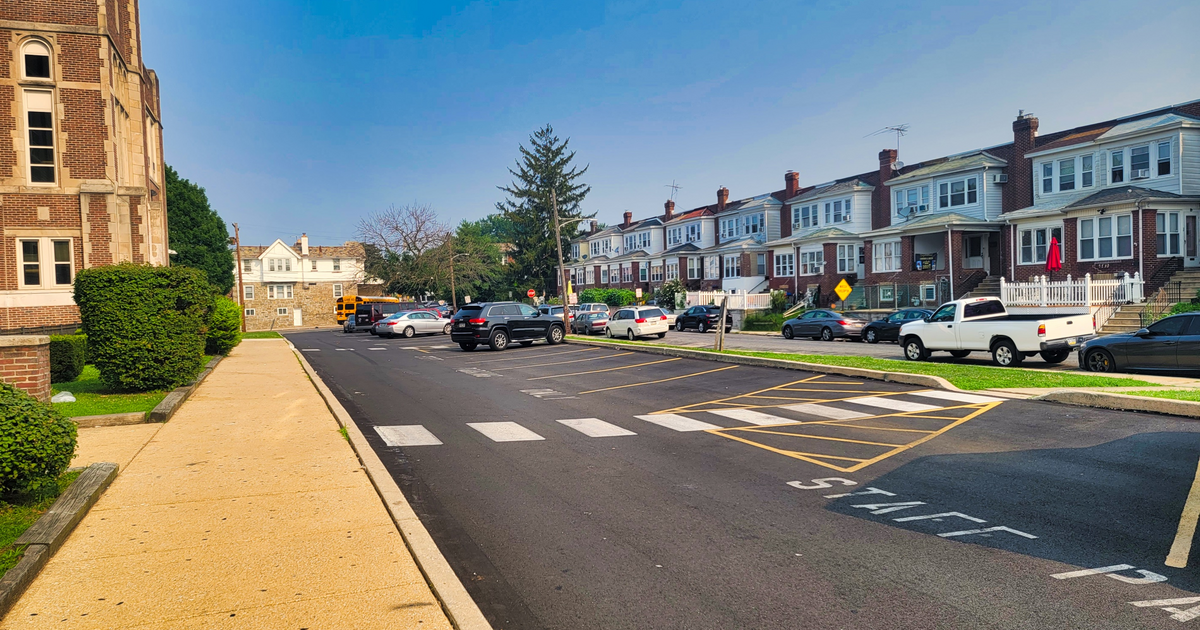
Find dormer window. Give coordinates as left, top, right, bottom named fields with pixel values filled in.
left=1158, top=141, right=1171, bottom=176
left=1130, top=146, right=1150, bottom=179
left=23, top=41, right=51, bottom=79
left=938, top=177, right=977, bottom=209
left=794, top=204, right=820, bottom=229
left=894, top=187, right=928, bottom=216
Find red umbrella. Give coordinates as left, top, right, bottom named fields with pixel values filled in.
left=1046, top=236, right=1062, bottom=282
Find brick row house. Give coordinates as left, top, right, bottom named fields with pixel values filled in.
left=564, top=99, right=1200, bottom=312
left=0, top=0, right=168, bottom=333
left=234, top=234, right=366, bottom=331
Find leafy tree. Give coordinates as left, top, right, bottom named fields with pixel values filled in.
left=655, top=279, right=686, bottom=309
left=166, top=165, right=234, bottom=294
left=496, top=125, right=592, bottom=296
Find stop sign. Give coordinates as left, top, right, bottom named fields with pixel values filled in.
left=527, top=289, right=536, bottom=298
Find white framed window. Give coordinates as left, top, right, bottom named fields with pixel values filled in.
left=16, top=237, right=73, bottom=288
left=267, top=284, right=294, bottom=299
left=687, top=257, right=700, bottom=279
left=1058, top=158, right=1075, bottom=191
left=686, top=223, right=701, bottom=242
left=873, top=240, right=901, bottom=273
left=610, top=265, right=620, bottom=284
left=665, top=262, right=678, bottom=281
left=746, top=213, right=765, bottom=235
left=1130, top=145, right=1150, bottom=179
left=242, top=259, right=253, bottom=272
left=651, top=264, right=664, bottom=282
left=723, top=256, right=741, bottom=278
left=600, top=267, right=609, bottom=284
left=245, top=308, right=256, bottom=317
left=921, top=284, right=937, bottom=302
left=667, top=227, right=682, bottom=245
left=823, top=199, right=852, bottom=224
left=1081, top=155, right=1093, bottom=188
left=705, top=256, right=720, bottom=280
left=24, top=90, right=55, bottom=185
left=1158, top=211, right=1181, bottom=257
left=938, top=177, right=978, bottom=208
left=1041, top=156, right=1096, bottom=194
left=794, top=204, right=820, bottom=229
left=774, top=253, right=794, bottom=277
left=277, top=307, right=288, bottom=316
left=895, top=186, right=929, bottom=215
left=311, top=259, right=317, bottom=271
left=639, top=265, right=648, bottom=282
left=836, top=244, right=856, bottom=273
left=571, top=243, right=580, bottom=259
left=624, top=234, right=635, bottom=252
left=1110, top=149, right=1124, bottom=183
left=1158, top=141, right=1172, bottom=177
left=22, top=40, right=52, bottom=79
left=799, top=250, right=824, bottom=276
left=755, top=253, right=766, bottom=275
left=721, top=217, right=743, bottom=240
left=1078, top=215, right=1132, bottom=261
left=244, top=284, right=255, bottom=300
left=332, top=283, right=343, bottom=298
left=268, top=258, right=293, bottom=272
left=622, top=264, right=632, bottom=283
left=1041, top=163, right=1054, bottom=194
left=585, top=268, right=594, bottom=284
left=1018, top=225, right=1063, bottom=265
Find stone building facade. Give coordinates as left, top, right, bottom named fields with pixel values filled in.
left=0, top=0, right=168, bottom=333
left=235, top=235, right=365, bottom=331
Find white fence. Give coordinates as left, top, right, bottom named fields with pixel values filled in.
left=999, top=273, right=1144, bottom=307
left=685, top=291, right=772, bottom=311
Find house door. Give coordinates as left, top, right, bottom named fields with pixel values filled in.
left=293, top=308, right=303, bottom=327
left=1186, top=214, right=1198, bottom=268
left=964, top=235, right=986, bottom=271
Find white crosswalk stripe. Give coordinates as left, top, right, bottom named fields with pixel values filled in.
left=778, top=403, right=870, bottom=420
left=635, top=414, right=721, bottom=432
left=708, top=409, right=792, bottom=426
left=844, top=397, right=941, bottom=412
left=468, top=422, right=545, bottom=442
left=906, top=390, right=1006, bottom=404
left=557, top=418, right=636, bottom=438
left=374, top=425, right=443, bottom=447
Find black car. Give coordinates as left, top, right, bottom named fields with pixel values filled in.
left=354, top=302, right=402, bottom=333
left=862, top=308, right=933, bottom=344
left=450, top=302, right=566, bottom=351
left=1080, top=312, right=1200, bottom=373
left=674, top=305, right=733, bottom=333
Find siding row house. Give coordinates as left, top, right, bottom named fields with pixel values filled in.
left=564, top=99, right=1200, bottom=311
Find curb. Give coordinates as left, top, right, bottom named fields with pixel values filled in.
left=0, top=462, right=118, bottom=619
left=1033, top=390, right=1200, bottom=420
left=286, top=340, right=493, bottom=630
left=148, top=355, right=222, bottom=423
left=566, top=337, right=960, bottom=391
left=72, top=412, right=147, bottom=428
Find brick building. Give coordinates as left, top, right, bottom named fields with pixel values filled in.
left=235, top=235, right=365, bottom=331
left=0, top=0, right=168, bottom=333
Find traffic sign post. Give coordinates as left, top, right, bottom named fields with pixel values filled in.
left=527, top=288, right=536, bottom=298
left=834, top=279, right=853, bottom=310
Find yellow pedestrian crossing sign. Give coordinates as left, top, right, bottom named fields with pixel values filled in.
left=834, top=279, right=853, bottom=302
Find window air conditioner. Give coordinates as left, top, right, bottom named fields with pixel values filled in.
left=1133, top=169, right=1150, bottom=179
left=992, top=173, right=1008, bottom=184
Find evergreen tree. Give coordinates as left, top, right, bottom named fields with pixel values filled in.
left=166, top=165, right=234, bottom=294
left=496, top=125, right=592, bottom=294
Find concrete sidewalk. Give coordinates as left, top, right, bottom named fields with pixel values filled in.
left=1, top=340, right=454, bottom=629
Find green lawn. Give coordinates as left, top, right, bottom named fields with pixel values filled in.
left=569, top=337, right=1155, bottom=391
left=0, top=471, right=81, bottom=575
left=243, top=331, right=282, bottom=339
left=1122, top=389, right=1200, bottom=402
left=51, top=365, right=167, bottom=418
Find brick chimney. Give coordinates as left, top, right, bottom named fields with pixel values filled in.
left=1004, top=110, right=1039, bottom=214
left=717, top=187, right=729, bottom=212
left=622, top=211, right=633, bottom=228
left=874, top=149, right=898, bottom=230
left=785, top=171, right=800, bottom=199
left=664, top=199, right=675, bottom=222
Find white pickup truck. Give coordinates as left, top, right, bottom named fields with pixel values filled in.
left=898, top=297, right=1096, bottom=367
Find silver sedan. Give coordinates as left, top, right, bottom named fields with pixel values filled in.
left=782, top=309, right=868, bottom=341
left=379, top=311, right=452, bottom=338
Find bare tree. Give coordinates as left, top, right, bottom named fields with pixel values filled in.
left=357, top=203, right=449, bottom=258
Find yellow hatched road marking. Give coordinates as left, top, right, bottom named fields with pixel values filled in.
left=655, top=388, right=936, bottom=416
left=490, top=352, right=633, bottom=371
left=734, top=428, right=904, bottom=448
left=578, top=365, right=738, bottom=395
left=526, top=357, right=681, bottom=381
left=1166, top=456, right=1200, bottom=568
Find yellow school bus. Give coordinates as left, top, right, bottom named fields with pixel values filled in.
left=336, top=296, right=400, bottom=324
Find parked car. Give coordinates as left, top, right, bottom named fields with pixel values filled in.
left=674, top=305, right=732, bottom=333
left=449, top=302, right=566, bottom=351
left=538, top=304, right=575, bottom=323
left=357, top=302, right=404, bottom=334
left=1080, top=312, right=1200, bottom=373
left=572, top=311, right=609, bottom=335
left=377, top=311, right=452, bottom=338
left=606, top=306, right=670, bottom=340
left=577, top=302, right=610, bottom=316
left=658, top=307, right=679, bottom=327
left=862, top=308, right=934, bottom=344
left=782, top=309, right=868, bottom=341
left=899, top=297, right=1096, bottom=367
left=342, top=314, right=358, bottom=333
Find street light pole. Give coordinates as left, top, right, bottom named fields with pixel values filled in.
left=232, top=223, right=246, bottom=333
left=551, top=190, right=569, bottom=328
left=448, top=235, right=457, bottom=313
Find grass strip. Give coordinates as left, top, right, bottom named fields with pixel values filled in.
left=568, top=336, right=1156, bottom=391
left=0, top=471, right=82, bottom=575
left=51, top=365, right=168, bottom=418
left=1121, top=390, right=1200, bottom=402
left=243, top=331, right=283, bottom=339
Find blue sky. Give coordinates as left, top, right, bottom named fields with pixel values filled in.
left=141, top=0, right=1200, bottom=246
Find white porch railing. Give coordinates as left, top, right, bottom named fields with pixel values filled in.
left=999, top=273, right=1144, bottom=307
left=685, top=291, right=772, bottom=310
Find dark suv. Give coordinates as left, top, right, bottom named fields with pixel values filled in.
left=675, top=305, right=733, bottom=333
left=450, top=302, right=566, bottom=351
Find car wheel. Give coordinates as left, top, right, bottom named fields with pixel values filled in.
left=698, top=322, right=707, bottom=333
left=991, top=340, right=1022, bottom=367
left=865, top=328, right=878, bottom=344
left=547, top=325, right=564, bottom=345
left=903, top=337, right=928, bottom=361
left=627, top=329, right=636, bottom=341
left=443, top=324, right=452, bottom=335
left=820, top=327, right=834, bottom=342
left=369, top=329, right=377, bottom=336
left=1040, top=349, right=1071, bottom=364
left=676, top=320, right=684, bottom=332
left=949, top=350, right=971, bottom=358
left=403, top=326, right=415, bottom=338
left=782, top=325, right=793, bottom=339
left=489, top=330, right=509, bottom=351
left=606, top=327, right=614, bottom=338
left=459, top=343, right=477, bottom=351
left=1085, top=349, right=1116, bottom=372
left=519, top=340, right=534, bottom=347
left=657, top=332, right=666, bottom=338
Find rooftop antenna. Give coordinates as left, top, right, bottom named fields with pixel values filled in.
left=865, top=124, right=910, bottom=153
left=665, top=180, right=682, bottom=201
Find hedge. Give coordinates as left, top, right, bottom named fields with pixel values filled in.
left=742, top=311, right=786, bottom=332
left=75, top=263, right=215, bottom=392
left=48, top=334, right=87, bottom=383
left=578, top=288, right=637, bottom=308
left=0, top=382, right=77, bottom=496
left=206, top=296, right=243, bottom=355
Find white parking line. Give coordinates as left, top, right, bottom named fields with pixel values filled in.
left=708, top=409, right=792, bottom=426
left=845, top=397, right=941, bottom=413
left=301, top=348, right=320, bottom=352
left=468, top=422, right=545, bottom=442
left=557, top=418, right=637, bottom=438
left=374, top=425, right=443, bottom=447
left=906, top=390, right=1006, bottom=404
left=778, top=403, right=870, bottom=420
left=368, top=347, right=387, bottom=351
left=635, top=414, right=721, bottom=432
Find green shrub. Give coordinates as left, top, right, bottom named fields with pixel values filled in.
left=74, top=263, right=215, bottom=392
left=205, top=296, right=243, bottom=355
left=48, top=335, right=87, bottom=383
left=770, top=290, right=788, bottom=313
left=655, top=279, right=685, bottom=309
left=1169, top=301, right=1200, bottom=316
left=0, top=382, right=77, bottom=496
left=742, top=311, right=786, bottom=331
left=578, top=288, right=636, bottom=308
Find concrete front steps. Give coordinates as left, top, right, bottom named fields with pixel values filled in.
left=1098, top=305, right=1145, bottom=335
left=1167, top=269, right=1200, bottom=301
left=962, top=275, right=1002, bottom=299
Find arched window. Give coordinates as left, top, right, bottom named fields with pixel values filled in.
left=22, top=40, right=51, bottom=79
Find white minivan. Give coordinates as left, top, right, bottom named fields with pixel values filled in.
left=606, top=306, right=670, bottom=340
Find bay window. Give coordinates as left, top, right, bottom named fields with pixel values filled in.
left=1018, top=225, right=1063, bottom=264
left=938, top=177, right=977, bottom=208
left=746, top=213, right=764, bottom=235
left=686, top=223, right=701, bottom=242
left=1078, top=215, right=1132, bottom=261
left=895, top=186, right=929, bottom=215
left=800, top=250, right=824, bottom=275
left=1158, top=211, right=1181, bottom=257
left=873, top=240, right=901, bottom=272
left=794, top=204, right=819, bottom=229
left=774, top=253, right=794, bottom=277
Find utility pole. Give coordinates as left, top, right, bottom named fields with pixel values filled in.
left=233, top=223, right=246, bottom=332
left=551, top=189, right=570, bottom=330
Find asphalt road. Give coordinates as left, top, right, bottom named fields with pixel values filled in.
left=290, top=329, right=1200, bottom=630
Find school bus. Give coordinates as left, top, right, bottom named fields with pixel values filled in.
left=336, top=296, right=400, bottom=324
